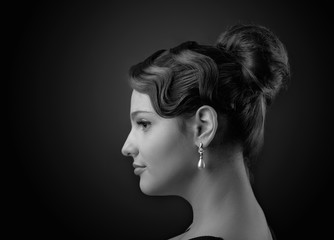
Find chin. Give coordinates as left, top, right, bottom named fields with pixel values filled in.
left=139, top=177, right=170, bottom=196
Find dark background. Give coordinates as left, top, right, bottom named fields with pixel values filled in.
left=8, top=1, right=332, bottom=239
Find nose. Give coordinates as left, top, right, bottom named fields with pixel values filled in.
left=121, top=130, right=138, bottom=157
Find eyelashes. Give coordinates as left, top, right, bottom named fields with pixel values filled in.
left=136, top=120, right=151, bottom=130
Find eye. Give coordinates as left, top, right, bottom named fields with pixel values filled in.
left=136, top=120, right=151, bottom=130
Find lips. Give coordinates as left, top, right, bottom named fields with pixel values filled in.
left=133, top=163, right=146, bottom=175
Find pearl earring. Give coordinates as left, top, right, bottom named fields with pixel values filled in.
left=197, top=143, right=205, bottom=169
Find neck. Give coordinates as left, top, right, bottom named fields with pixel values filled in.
left=180, top=149, right=269, bottom=239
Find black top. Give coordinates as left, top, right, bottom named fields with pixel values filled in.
left=185, top=226, right=276, bottom=240
left=188, top=237, right=223, bottom=240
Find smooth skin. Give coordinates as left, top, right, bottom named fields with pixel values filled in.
left=122, top=90, right=273, bottom=240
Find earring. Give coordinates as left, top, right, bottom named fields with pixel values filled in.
left=197, top=143, right=205, bottom=169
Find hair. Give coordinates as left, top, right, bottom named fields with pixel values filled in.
left=128, top=24, right=290, bottom=165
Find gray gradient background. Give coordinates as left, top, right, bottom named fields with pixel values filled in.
left=8, top=1, right=332, bottom=239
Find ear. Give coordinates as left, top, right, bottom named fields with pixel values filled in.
left=192, top=105, right=218, bottom=148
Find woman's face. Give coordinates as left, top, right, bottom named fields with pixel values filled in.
left=121, top=90, right=198, bottom=196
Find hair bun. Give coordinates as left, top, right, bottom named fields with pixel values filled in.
left=216, top=24, right=290, bottom=105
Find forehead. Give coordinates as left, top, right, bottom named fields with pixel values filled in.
left=130, top=90, right=154, bottom=112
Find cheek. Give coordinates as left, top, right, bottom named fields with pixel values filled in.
left=142, top=123, right=195, bottom=178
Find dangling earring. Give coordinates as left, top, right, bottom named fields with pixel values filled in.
left=197, top=143, right=205, bottom=169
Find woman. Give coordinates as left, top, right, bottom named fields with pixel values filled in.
left=121, top=24, right=289, bottom=240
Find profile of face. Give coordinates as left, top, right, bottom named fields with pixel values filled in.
left=122, top=90, right=198, bottom=196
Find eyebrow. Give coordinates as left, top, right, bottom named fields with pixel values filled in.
left=130, top=110, right=154, bottom=120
